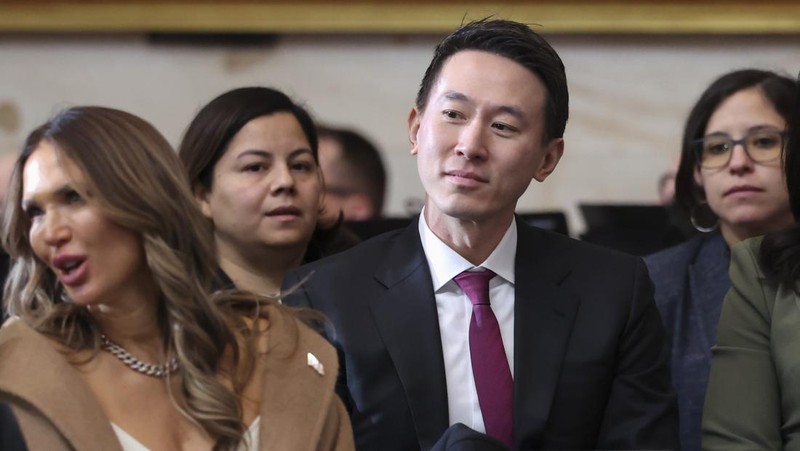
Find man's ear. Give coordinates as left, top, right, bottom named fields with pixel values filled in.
left=344, top=193, right=375, bottom=221
left=193, top=183, right=214, bottom=219
left=533, top=138, right=565, bottom=182
left=408, top=107, right=421, bottom=156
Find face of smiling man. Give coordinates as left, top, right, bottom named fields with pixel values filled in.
left=408, top=50, right=564, bottom=234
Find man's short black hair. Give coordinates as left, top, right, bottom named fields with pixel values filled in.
left=415, top=18, right=569, bottom=141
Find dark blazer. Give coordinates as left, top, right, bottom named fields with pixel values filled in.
left=645, top=231, right=730, bottom=451
left=430, top=424, right=509, bottom=451
left=284, top=217, right=679, bottom=451
left=0, top=402, right=27, bottom=451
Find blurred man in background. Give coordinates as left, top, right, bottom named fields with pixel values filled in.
left=318, top=125, right=386, bottom=221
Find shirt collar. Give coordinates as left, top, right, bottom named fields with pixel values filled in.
left=418, top=209, right=517, bottom=291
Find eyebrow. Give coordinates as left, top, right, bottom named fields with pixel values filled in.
left=496, top=105, right=527, bottom=122
left=235, top=148, right=314, bottom=160
left=747, top=125, right=784, bottom=133
left=236, top=149, right=272, bottom=160
left=704, top=124, right=785, bottom=137
left=288, top=148, right=315, bottom=159
left=21, top=183, right=75, bottom=209
left=443, top=91, right=470, bottom=103
left=442, top=91, right=527, bottom=122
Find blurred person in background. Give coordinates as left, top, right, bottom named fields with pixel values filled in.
left=0, top=152, right=16, bottom=323
left=0, top=152, right=17, bottom=207
left=317, top=125, right=386, bottom=222
left=657, top=158, right=679, bottom=206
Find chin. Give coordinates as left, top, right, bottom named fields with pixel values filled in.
left=64, top=292, right=99, bottom=307
left=443, top=204, right=499, bottom=222
left=264, top=237, right=312, bottom=250
left=728, top=215, right=783, bottom=234
left=726, top=206, right=774, bottom=223
left=429, top=196, right=481, bottom=216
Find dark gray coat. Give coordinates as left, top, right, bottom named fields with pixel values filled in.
left=645, top=230, right=730, bottom=451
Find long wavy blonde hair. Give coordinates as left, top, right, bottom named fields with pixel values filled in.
left=2, top=106, right=277, bottom=450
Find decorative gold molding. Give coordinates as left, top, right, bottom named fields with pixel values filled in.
left=1, top=2, right=799, bottom=34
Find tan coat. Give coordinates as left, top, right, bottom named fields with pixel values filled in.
left=0, top=306, right=354, bottom=451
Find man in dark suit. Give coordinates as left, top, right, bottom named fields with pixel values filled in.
left=284, top=19, right=678, bottom=450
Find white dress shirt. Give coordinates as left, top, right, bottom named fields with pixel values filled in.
left=418, top=212, right=516, bottom=434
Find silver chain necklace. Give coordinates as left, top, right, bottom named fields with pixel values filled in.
left=100, top=334, right=180, bottom=378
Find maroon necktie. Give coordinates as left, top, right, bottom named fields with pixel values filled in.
left=454, top=269, right=514, bottom=448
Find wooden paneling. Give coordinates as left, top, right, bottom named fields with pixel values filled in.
left=0, top=1, right=799, bottom=34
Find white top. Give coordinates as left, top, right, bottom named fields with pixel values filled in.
left=418, top=212, right=517, bottom=434
left=111, top=416, right=260, bottom=451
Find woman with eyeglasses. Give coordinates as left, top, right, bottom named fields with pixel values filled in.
left=644, top=69, right=796, bottom=451
left=702, top=72, right=800, bottom=450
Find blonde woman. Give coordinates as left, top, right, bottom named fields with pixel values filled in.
left=0, top=106, right=353, bottom=450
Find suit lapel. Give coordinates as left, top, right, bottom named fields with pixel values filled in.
left=371, top=220, right=449, bottom=449
left=0, top=320, right=123, bottom=451
left=512, top=222, right=581, bottom=442
left=260, top=306, right=339, bottom=450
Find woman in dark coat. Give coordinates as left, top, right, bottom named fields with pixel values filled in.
left=645, top=69, right=796, bottom=451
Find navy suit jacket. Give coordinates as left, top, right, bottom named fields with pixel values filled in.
left=0, top=403, right=27, bottom=451
left=645, top=231, right=730, bottom=451
left=284, top=217, right=678, bottom=450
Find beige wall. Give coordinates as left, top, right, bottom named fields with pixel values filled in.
left=1, top=33, right=798, bottom=233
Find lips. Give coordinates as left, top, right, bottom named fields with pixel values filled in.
left=266, top=206, right=302, bottom=217
left=723, top=185, right=763, bottom=197
left=444, top=170, right=488, bottom=183
left=51, top=253, right=88, bottom=287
